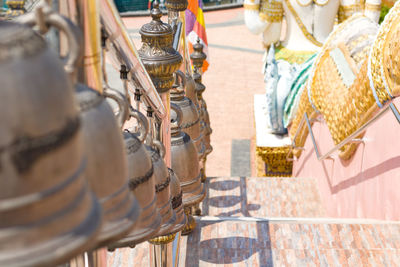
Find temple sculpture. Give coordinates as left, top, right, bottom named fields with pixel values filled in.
left=245, top=0, right=381, bottom=176
left=244, top=0, right=381, bottom=135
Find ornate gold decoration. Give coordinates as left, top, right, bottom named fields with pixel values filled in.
left=365, top=3, right=381, bottom=12
left=272, top=45, right=316, bottom=64
left=283, top=0, right=323, bottom=47
left=338, top=1, right=365, bottom=22
left=244, top=3, right=260, bottom=10
left=256, top=146, right=292, bottom=177
left=181, top=207, right=196, bottom=235
left=259, top=0, right=284, bottom=22
left=296, top=0, right=330, bottom=7
left=6, top=0, right=26, bottom=17
left=148, top=233, right=177, bottom=245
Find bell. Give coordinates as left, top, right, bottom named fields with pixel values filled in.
left=147, top=142, right=177, bottom=237
left=75, top=84, right=140, bottom=248
left=0, top=21, right=101, bottom=266
left=170, top=105, right=205, bottom=209
left=138, top=1, right=182, bottom=94
left=194, top=72, right=213, bottom=156
left=171, top=71, right=205, bottom=161
left=108, top=108, right=161, bottom=250
left=167, top=168, right=187, bottom=234
left=165, top=0, right=188, bottom=12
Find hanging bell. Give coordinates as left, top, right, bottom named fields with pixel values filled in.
left=75, top=85, right=140, bottom=248
left=190, top=38, right=207, bottom=72
left=171, top=71, right=206, bottom=161
left=138, top=1, right=182, bottom=94
left=147, top=141, right=177, bottom=237
left=194, top=72, right=213, bottom=156
left=170, top=104, right=205, bottom=208
left=164, top=0, right=188, bottom=12
left=167, top=168, right=187, bottom=234
left=0, top=20, right=101, bottom=266
left=108, top=108, right=161, bottom=250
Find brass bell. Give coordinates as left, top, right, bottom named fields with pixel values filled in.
left=171, top=71, right=206, bottom=161
left=168, top=168, right=187, bottom=234
left=147, top=141, right=177, bottom=237
left=138, top=1, right=182, bottom=94
left=0, top=20, right=101, bottom=266
left=165, top=0, right=188, bottom=12
left=76, top=85, right=140, bottom=248
left=108, top=108, right=161, bottom=250
left=170, top=104, right=205, bottom=208
left=194, top=72, right=213, bottom=156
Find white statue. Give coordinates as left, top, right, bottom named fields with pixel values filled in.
left=245, top=0, right=381, bottom=134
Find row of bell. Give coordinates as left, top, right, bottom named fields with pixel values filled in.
left=0, top=8, right=201, bottom=266
left=136, top=1, right=208, bottom=223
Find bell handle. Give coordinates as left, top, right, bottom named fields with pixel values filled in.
left=170, top=102, right=183, bottom=128
left=129, top=107, right=149, bottom=143
left=103, top=87, right=129, bottom=128
left=17, top=9, right=83, bottom=82
left=175, top=70, right=186, bottom=89
left=153, top=140, right=166, bottom=158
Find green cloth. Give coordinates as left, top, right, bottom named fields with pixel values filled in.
left=283, top=53, right=317, bottom=127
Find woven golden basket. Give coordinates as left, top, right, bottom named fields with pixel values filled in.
left=308, top=15, right=379, bottom=160
left=369, top=1, right=400, bottom=105
left=289, top=15, right=371, bottom=159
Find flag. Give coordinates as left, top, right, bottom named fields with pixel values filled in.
left=185, top=0, right=209, bottom=73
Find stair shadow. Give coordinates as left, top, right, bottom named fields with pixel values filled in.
left=187, top=177, right=271, bottom=266
left=202, top=177, right=261, bottom=217
left=184, top=220, right=273, bottom=266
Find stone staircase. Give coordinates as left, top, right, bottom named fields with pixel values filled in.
left=107, top=177, right=400, bottom=266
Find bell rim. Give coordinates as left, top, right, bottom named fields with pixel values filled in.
left=95, top=193, right=140, bottom=249
left=168, top=206, right=187, bottom=234
left=0, top=192, right=102, bottom=267
left=107, top=212, right=162, bottom=250
left=152, top=209, right=177, bottom=237
left=182, top=182, right=206, bottom=208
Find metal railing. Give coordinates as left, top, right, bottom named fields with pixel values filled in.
left=289, top=101, right=400, bottom=161
left=100, top=0, right=166, bottom=121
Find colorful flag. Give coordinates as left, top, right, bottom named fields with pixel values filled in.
left=185, top=0, right=209, bottom=73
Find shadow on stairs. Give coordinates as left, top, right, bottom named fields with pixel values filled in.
left=107, top=177, right=400, bottom=266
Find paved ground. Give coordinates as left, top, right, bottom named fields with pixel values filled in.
left=123, top=7, right=266, bottom=177
left=107, top=177, right=400, bottom=266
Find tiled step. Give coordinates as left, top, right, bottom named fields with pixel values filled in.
left=108, top=217, right=400, bottom=266
left=201, top=177, right=326, bottom=218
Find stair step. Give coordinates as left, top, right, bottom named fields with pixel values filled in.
left=109, top=217, right=400, bottom=266
left=201, top=177, right=326, bottom=218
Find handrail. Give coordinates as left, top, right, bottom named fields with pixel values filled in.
left=99, top=0, right=166, bottom=120
left=305, top=102, right=400, bottom=161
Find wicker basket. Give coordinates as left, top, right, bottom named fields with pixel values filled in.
left=308, top=15, right=378, bottom=160
left=369, top=1, right=400, bottom=106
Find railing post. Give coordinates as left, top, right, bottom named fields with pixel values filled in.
left=137, top=2, right=183, bottom=266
